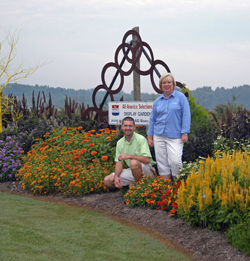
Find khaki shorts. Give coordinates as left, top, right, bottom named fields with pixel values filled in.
left=112, top=163, right=155, bottom=186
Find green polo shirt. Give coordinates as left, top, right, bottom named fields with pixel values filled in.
left=115, top=132, right=156, bottom=167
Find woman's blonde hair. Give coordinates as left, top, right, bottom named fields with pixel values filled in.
left=159, top=73, right=176, bottom=90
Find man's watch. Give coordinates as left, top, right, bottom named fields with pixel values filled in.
left=182, top=133, right=188, bottom=135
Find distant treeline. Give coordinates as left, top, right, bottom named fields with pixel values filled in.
left=191, top=85, right=250, bottom=110
left=2, top=83, right=250, bottom=111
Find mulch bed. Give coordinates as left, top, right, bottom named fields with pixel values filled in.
left=1, top=181, right=249, bottom=261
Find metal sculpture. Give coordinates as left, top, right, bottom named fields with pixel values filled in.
left=83, top=29, right=185, bottom=122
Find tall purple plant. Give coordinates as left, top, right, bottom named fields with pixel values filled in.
left=0, top=136, right=22, bottom=181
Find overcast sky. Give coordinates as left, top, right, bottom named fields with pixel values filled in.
left=1, top=0, right=250, bottom=94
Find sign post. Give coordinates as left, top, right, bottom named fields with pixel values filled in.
left=132, top=26, right=141, bottom=102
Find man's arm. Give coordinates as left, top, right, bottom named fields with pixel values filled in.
left=118, top=154, right=150, bottom=164
left=114, top=161, right=124, bottom=188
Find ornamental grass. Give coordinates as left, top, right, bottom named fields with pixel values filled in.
left=17, top=127, right=118, bottom=195
left=177, top=150, right=250, bottom=230
left=124, top=175, right=181, bottom=216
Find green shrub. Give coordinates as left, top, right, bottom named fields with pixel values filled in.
left=181, top=84, right=209, bottom=123
left=54, top=111, right=96, bottom=130
left=226, top=219, right=250, bottom=255
left=213, top=133, right=250, bottom=157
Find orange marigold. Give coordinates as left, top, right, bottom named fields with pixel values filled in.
left=91, top=151, right=97, bottom=156
left=88, top=143, right=94, bottom=148
left=102, top=155, right=108, bottom=161
left=77, top=126, right=83, bottom=130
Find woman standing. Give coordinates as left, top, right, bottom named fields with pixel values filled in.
left=147, top=73, right=191, bottom=180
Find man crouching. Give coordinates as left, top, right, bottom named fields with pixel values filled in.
left=104, top=116, right=156, bottom=188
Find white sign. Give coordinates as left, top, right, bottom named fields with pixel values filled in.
left=108, top=101, right=154, bottom=125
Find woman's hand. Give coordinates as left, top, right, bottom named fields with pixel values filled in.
left=182, top=134, right=188, bottom=143
left=147, top=136, right=154, bottom=147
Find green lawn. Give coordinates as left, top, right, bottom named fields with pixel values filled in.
left=0, top=192, right=191, bottom=261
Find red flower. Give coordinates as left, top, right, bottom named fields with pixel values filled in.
left=170, top=209, right=176, bottom=216
left=146, top=199, right=154, bottom=205
left=150, top=192, right=155, bottom=198
left=164, top=189, right=170, bottom=196
left=171, top=202, right=178, bottom=209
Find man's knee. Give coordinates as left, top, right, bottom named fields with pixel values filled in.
left=104, top=173, right=114, bottom=187
left=130, top=159, right=141, bottom=170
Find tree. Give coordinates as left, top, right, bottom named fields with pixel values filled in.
left=0, top=29, right=45, bottom=132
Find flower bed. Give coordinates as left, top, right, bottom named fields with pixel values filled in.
left=124, top=175, right=181, bottom=216
left=1, top=123, right=249, bottom=255
left=177, top=151, right=250, bottom=230
left=16, top=127, right=117, bottom=195
left=0, top=137, right=22, bottom=181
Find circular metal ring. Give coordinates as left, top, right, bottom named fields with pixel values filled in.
left=176, top=81, right=184, bottom=88
left=114, top=43, right=135, bottom=76
left=83, top=107, right=108, bottom=122
left=122, top=30, right=142, bottom=64
left=101, top=62, right=124, bottom=94
left=134, top=41, right=154, bottom=75
left=92, top=84, right=114, bottom=109
left=150, top=60, right=171, bottom=94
